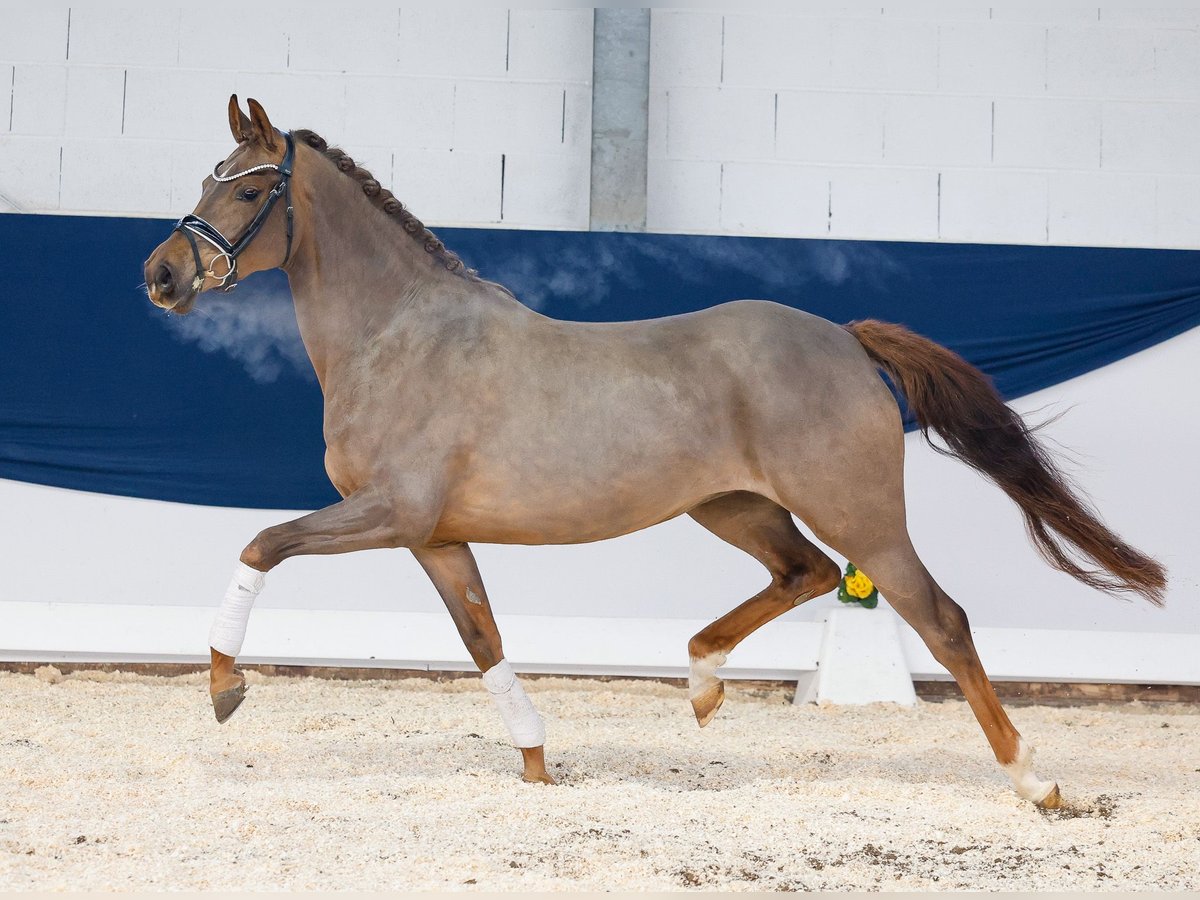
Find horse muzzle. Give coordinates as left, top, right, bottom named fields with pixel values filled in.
left=144, top=244, right=198, bottom=314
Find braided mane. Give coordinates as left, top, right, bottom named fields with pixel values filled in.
left=294, top=129, right=481, bottom=282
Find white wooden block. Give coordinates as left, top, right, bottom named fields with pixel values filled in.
left=649, top=10, right=723, bottom=87
left=0, top=7, right=68, bottom=63
left=453, top=81, right=579, bottom=154
left=1155, top=175, right=1200, bottom=250
left=1047, top=171, right=1157, bottom=246
left=831, top=19, right=939, bottom=92
left=1153, top=29, right=1200, bottom=101
left=177, top=11, right=289, bottom=72
left=286, top=11, right=400, bottom=74
left=10, top=65, right=67, bottom=135
left=666, top=86, right=776, bottom=160
left=776, top=91, right=884, bottom=165
left=507, top=9, right=594, bottom=83
left=392, top=149, right=502, bottom=225
left=884, top=95, right=992, bottom=166
left=342, top=76, right=455, bottom=151
left=646, top=158, right=722, bottom=233
left=939, top=169, right=1049, bottom=244
left=396, top=8, right=509, bottom=79
left=233, top=72, right=348, bottom=139
left=60, top=138, right=172, bottom=214
left=122, top=68, right=236, bottom=143
left=67, top=7, right=181, bottom=67
left=0, top=135, right=61, bottom=211
left=721, top=14, right=833, bottom=89
left=1102, top=101, right=1200, bottom=174
left=1047, top=25, right=1158, bottom=98
left=502, top=151, right=590, bottom=230
left=720, top=162, right=830, bottom=237
left=829, top=167, right=940, bottom=240
left=993, top=98, right=1102, bottom=169
left=64, top=66, right=125, bottom=138
left=938, top=22, right=1048, bottom=94
left=800, top=607, right=917, bottom=706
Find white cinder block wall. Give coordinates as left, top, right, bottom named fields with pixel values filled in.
left=648, top=5, right=1200, bottom=248
left=0, top=8, right=594, bottom=229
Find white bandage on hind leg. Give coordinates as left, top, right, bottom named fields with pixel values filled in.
left=481, top=659, right=546, bottom=748
left=209, top=561, right=266, bottom=657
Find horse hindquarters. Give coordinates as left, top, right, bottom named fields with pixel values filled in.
left=756, top=342, right=1061, bottom=807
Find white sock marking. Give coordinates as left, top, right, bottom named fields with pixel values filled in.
left=688, top=651, right=728, bottom=699
left=1002, top=738, right=1057, bottom=804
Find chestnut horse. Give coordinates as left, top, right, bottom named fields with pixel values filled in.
left=144, top=97, right=1165, bottom=806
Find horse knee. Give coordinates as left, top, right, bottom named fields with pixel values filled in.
left=240, top=529, right=280, bottom=571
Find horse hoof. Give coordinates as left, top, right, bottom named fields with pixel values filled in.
left=691, top=680, right=725, bottom=728
left=211, top=681, right=247, bottom=724
left=519, top=745, right=556, bottom=785
left=1035, top=783, right=1063, bottom=810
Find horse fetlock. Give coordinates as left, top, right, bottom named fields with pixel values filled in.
left=209, top=649, right=247, bottom=725
left=1002, top=738, right=1060, bottom=807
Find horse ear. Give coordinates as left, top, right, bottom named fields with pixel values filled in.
left=245, top=98, right=278, bottom=151
left=227, top=94, right=251, bottom=143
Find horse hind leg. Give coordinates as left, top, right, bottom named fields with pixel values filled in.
left=797, top=508, right=1062, bottom=808
left=686, top=492, right=841, bottom=727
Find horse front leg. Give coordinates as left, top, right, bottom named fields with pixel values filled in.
left=412, top=542, right=554, bottom=785
left=208, top=485, right=410, bottom=723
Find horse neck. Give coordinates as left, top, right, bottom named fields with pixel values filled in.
left=281, top=152, right=487, bottom=384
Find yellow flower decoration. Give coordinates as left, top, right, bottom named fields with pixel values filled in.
left=837, top=563, right=879, bottom=608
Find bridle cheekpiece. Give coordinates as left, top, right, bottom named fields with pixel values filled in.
left=173, top=131, right=296, bottom=292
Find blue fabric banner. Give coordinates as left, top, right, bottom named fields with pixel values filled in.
left=1, top=212, right=1198, bottom=509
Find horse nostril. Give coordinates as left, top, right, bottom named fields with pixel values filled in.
left=156, top=264, right=175, bottom=294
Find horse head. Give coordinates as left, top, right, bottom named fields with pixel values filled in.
left=144, top=95, right=296, bottom=314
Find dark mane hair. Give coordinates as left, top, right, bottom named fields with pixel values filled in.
left=293, top=128, right=481, bottom=283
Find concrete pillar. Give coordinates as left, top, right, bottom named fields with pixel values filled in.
left=589, top=9, right=650, bottom=232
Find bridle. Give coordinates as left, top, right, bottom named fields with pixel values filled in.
left=173, top=131, right=295, bottom=292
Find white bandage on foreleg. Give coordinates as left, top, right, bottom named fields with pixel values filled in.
left=208, top=561, right=266, bottom=657
left=481, top=659, right=545, bottom=748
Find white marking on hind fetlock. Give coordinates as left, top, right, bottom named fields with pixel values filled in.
left=688, top=651, right=728, bottom=699
left=1002, top=738, right=1057, bottom=804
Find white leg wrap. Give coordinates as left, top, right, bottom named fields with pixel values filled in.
left=1002, top=738, right=1057, bottom=804
left=481, top=659, right=545, bottom=749
left=209, top=561, right=266, bottom=657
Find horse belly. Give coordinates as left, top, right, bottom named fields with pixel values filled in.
left=432, top=452, right=738, bottom=545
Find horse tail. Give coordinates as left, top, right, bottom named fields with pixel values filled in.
left=844, top=318, right=1166, bottom=606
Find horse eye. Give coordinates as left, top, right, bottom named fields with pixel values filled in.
left=238, top=187, right=261, bottom=201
